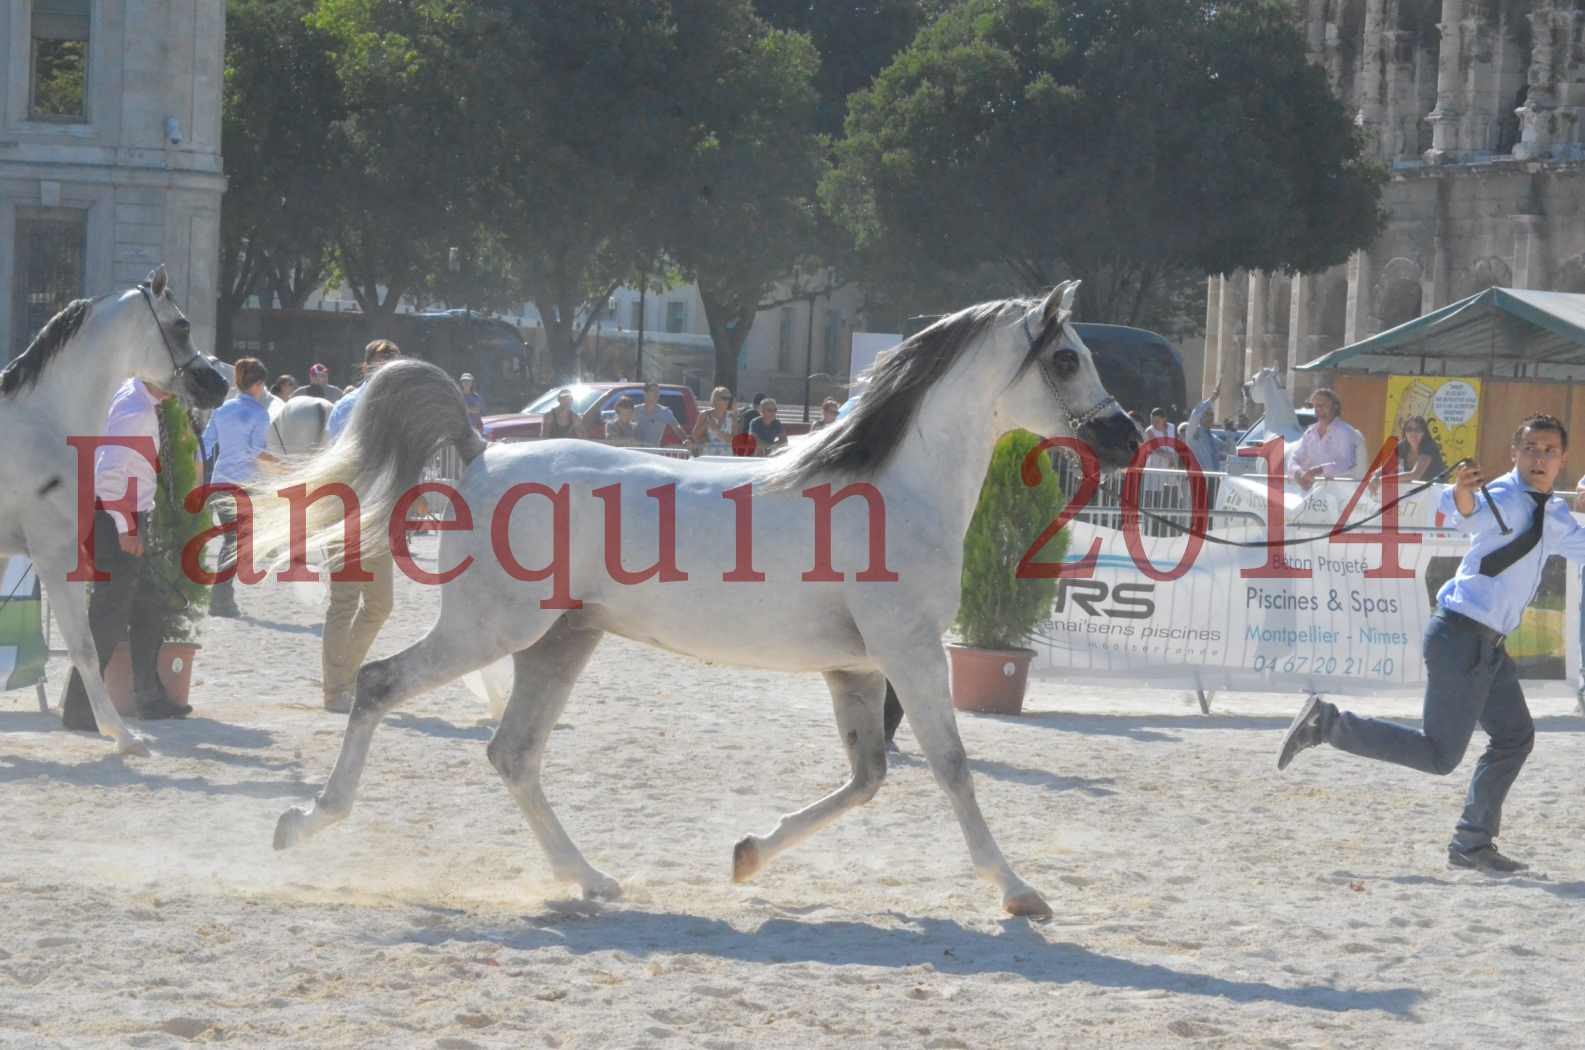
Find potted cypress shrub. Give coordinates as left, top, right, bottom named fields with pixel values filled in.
left=947, top=430, right=1067, bottom=715
left=104, top=399, right=212, bottom=714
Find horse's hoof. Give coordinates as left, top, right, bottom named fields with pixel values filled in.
left=1004, top=888, right=1054, bottom=923
left=273, top=806, right=313, bottom=851
left=732, top=836, right=762, bottom=883
left=116, top=733, right=151, bottom=758
left=581, top=874, right=624, bottom=901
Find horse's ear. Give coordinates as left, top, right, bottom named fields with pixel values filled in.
left=147, top=265, right=168, bottom=297
left=1040, top=280, right=1080, bottom=328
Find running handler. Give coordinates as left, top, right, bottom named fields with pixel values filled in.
left=1278, top=414, right=1585, bottom=874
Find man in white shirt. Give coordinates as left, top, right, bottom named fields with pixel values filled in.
left=1288, top=387, right=1361, bottom=489
left=61, top=379, right=192, bottom=731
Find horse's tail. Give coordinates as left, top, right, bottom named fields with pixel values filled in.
left=249, top=359, right=486, bottom=568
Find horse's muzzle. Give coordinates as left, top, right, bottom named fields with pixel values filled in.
left=186, top=365, right=229, bottom=409
left=1079, top=410, right=1142, bottom=470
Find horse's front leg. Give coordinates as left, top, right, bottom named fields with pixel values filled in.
left=872, top=641, right=1051, bottom=921
left=732, top=669, right=888, bottom=882
left=32, top=555, right=147, bottom=757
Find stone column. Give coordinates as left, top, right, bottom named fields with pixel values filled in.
left=1381, top=30, right=1415, bottom=162
left=1302, top=0, right=1327, bottom=65
left=1203, top=276, right=1222, bottom=400
left=1287, top=273, right=1314, bottom=393
left=1459, top=9, right=1497, bottom=154
left=1344, top=250, right=1375, bottom=344
left=1216, top=272, right=1245, bottom=422
left=1515, top=1, right=1559, bottom=160
left=1356, top=0, right=1390, bottom=160
left=1245, top=270, right=1270, bottom=376
left=1512, top=215, right=1548, bottom=289
left=1424, top=0, right=1467, bottom=163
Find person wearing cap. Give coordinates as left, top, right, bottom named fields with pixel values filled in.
left=459, top=372, right=484, bottom=433
left=292, top=362, right=343, bottom=403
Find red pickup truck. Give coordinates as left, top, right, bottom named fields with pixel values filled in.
left=481, top=382, right=700, bottom=445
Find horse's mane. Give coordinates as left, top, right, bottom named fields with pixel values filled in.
left=0, top=298, right=94, bottom=397
left=765, top=297, right=1025, bottom=489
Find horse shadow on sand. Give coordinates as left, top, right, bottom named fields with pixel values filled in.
left=380, top=905, right=1422, bottom=1018
left=0, top=710, right=305, bottom=798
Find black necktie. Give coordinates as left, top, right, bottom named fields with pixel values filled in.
left=1478, top=491, right=1549, bottom=577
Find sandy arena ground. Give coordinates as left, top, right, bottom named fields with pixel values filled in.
left=3, top=535, right=1585, bottom=1048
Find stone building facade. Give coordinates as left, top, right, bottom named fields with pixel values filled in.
left=0, top=1, right=225, bottom=359
left=1203, top=0, right=1585, bottom=420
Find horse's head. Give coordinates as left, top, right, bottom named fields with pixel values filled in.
left=1003, top=280, right=1140, bottom=469
left=127, top=265, right=229, bottom=409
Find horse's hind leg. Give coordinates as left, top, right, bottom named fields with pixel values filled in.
left=486, top=619, right=617, bottom=899
left=274, top=620, right=517, bottom=850
left=732, top=669, right=887, bottom=883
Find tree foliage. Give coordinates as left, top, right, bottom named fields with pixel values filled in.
left=825, top=0, right=1387, bottom=327
left=220, top=0, right=345, bottom=350
left=954, top=431, right=1066, bottom=650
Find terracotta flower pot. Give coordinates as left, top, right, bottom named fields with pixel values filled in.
left=102, top=642, right=200, bottom=716
left=947, top=644, right=1034, bottom=715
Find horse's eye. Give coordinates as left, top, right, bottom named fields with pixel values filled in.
left=174, top=318, right=191, bottom=334
left=1051, top=348, right=1080, bottom=378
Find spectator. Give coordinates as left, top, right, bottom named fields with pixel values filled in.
left=202, top=356, right=280, bottom=618
left=271, top=374, right=298, bottom=400
left=541, top=389, right=585, bottom=439
left=1141, top=407, right=1181, bottom=535
left=1181, top=388, right=1223, bottom=474
left=692, top=386, right=736, bottom=456
left=1289, top=387, right=1362, bottom=489
left=321, top=339, right=402, bottom=714
left=460, top=372, right=485, bottom=433
left=1394, top=415, right=1447, bottom=483
left=635, top=381, right=687, bottom=446
left=810, top=398, right=841, bottom=432
left=748, top=397, right=787, bottom=456
left=60, top=378, right=192, bottom=730
left=739, top=393, right=766, bottom=436
left=293, top=362, right=343, bottom=403
left=605, top=396, right=641, bottom=446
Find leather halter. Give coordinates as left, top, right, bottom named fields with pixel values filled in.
left=137, top=282, right=205, bottom=379
left=1021, top=308, right=1119, bottom=432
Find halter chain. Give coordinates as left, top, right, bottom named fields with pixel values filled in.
left=1022, top=309, right=1119, bottom=433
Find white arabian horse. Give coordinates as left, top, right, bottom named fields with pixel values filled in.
left=0, top=266, right=229, bottom=753
left=1243, top=366, right=1305, bottom=444
left=206, top=358, right=334, bottom=458
left=264, top=282, right=1139, bottom=919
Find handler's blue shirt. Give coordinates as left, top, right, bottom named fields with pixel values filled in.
left=325, top=382, right=364, bottom=444
left=1436, top=468, right=1585, bottom=635
left=201, top=392, right=270, bottom=486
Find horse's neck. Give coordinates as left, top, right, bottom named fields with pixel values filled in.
left=873, top=358, right=1003, bottom=545
left=1260, top=375, right=1300, bottom=431
left=31, top=307, right=140, bottom=443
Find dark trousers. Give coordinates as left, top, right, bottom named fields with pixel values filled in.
left=210, top=494, right=239, bottom=609
left=63, top=511, right=163, bottom=712
left=1321, top=609, right=1535, bottom=852
left=884, top=682, right=903, bottom=743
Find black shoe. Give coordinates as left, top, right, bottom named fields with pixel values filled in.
left=1277, top=693, right=1326, bottom=771
left=136, top=693, right=191, bottom=720
left=61, top=690, right=98, bottom=733
left=1448, top=845, right=1528, bottom=875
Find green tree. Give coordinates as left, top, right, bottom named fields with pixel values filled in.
left=659, top=21, right=826, bottom=393
left=219, top=0, right=345, bottom=354
left=825, top=0, right=1387, bottom=326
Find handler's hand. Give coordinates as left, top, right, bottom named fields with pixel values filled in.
left=118, top=532, right=144, bottom=557
left=1574, top=476, right=1585, bottom=513
left=1453, top=460, right=1484, bottom=496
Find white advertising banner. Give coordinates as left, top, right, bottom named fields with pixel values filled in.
left=1037, top=479, right=1577, bottom=695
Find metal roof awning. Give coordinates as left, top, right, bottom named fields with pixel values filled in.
left=1298, top=287, right=1585, bottom=381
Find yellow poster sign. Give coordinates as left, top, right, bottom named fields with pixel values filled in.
left=1382, top=375, right=1481, bottom=466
